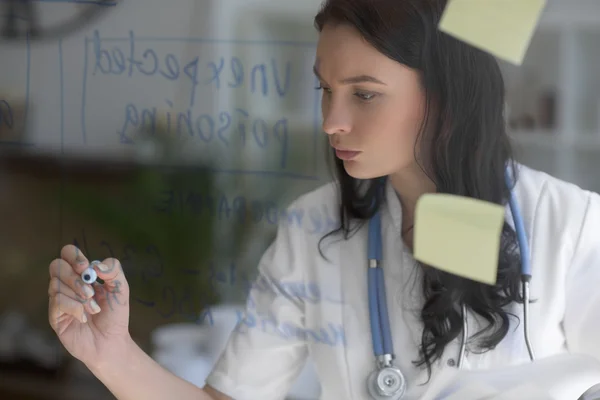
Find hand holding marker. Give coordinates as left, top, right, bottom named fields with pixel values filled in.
left=48, top=245, right=131, bottom=368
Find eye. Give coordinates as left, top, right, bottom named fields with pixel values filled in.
left=315, top=84, right=332, bottom=94
left=355, top=91, right=377, bottom=101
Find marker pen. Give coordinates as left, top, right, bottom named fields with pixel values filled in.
left=81, top=260, right=105, bottom=285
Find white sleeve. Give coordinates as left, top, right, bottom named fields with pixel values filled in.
left=564, top=192, right=600, bottom=361
left=204, top=208, right=311, bottom=400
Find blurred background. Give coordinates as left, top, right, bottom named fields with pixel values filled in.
left=0, top=0, right=598, bottom=399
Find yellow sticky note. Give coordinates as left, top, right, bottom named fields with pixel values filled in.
left=438, top=0, right=548, bottom=65
left=413, top=194, right=505, bottom=285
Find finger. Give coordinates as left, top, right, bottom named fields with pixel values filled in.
left=49, top=293, right=86, bottom=328
left=49, top=259, right=95, bottom=299
left=92, top=281, right=128, bottom=312
left=60, top=244, right=89, bottom=274
left=96, top=257, right=127, bottom=286
left=48, top=277, right=101, bottom=315
left=49, top=276, right=80, bottom=299
left=92, top=258, right=129, bottom=311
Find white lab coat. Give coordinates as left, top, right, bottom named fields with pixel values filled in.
left=204, top=164, right=600, bottom=399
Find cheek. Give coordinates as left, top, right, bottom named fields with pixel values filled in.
left=367, top=104, right=421, bottom=149
left=359, top=109, right=422, bottom=173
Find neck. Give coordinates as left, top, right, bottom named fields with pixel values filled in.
left=388, top=164, right=436, bottom=233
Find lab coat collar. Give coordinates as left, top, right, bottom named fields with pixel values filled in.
left=383, top=177, right=518, bottom=233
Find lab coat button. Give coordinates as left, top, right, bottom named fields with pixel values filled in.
left=447, top=358, right=456, bottom=367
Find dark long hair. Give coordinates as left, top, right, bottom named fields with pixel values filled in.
left=315, top=0, right=524, bottom=381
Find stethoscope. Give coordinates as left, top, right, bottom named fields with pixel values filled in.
left=366, top=165, right=536, bottom=400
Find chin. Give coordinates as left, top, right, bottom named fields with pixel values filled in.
left=342, top=161, right=383, bottom=180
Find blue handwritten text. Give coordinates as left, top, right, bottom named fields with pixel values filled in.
left=0, top=100, right=13, bottom=129
left=153, top=191, right=338, bottom=234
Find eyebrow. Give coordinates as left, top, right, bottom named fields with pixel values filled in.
left=312, top=65, right=387, bottom=86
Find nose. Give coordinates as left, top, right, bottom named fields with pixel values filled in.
left=322, top=101, right=352, bottom=136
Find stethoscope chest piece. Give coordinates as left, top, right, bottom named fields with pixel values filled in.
left=367, top=367, right=406, bottom=400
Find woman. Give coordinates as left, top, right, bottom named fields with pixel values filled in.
left=47, top=0, right=600, bottom=399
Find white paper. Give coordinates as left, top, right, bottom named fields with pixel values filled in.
left=442, top=382, right=499, bottom=400
left=419, top=353, right=600, bottom=400
left=488, top=383, right=555, bottom=400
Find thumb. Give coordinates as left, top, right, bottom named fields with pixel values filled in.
left=90, top=258, right=130, bottom=311
left=94, top=258, right=126, bottom=283
left=91, top=258, right=130, bottom=295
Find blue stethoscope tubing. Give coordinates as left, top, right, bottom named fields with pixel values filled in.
left=368, top=206, right=393, bottom=358
left=505, top=165, right=535, bottom=362
left=366, top=165, right=535, bottom=399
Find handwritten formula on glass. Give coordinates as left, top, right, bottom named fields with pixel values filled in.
left=73, top=232, right=346, bottom=348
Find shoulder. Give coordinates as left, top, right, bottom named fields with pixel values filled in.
left=514, top=163, right=595, bottom=217
left=288, top=180, right=340, bottom=209
left=254, top=181, right=341, bottom=280
left=513, top=163, right=598, bottom=255
left=280, top=180, right=341, bottom=237
left=514, top=163, right=593, bottom=209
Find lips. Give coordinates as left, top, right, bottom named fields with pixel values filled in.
left=334, top=148, right=361, bottom=160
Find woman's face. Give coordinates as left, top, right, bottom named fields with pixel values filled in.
left=315, top=23, right=426, bottom=179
